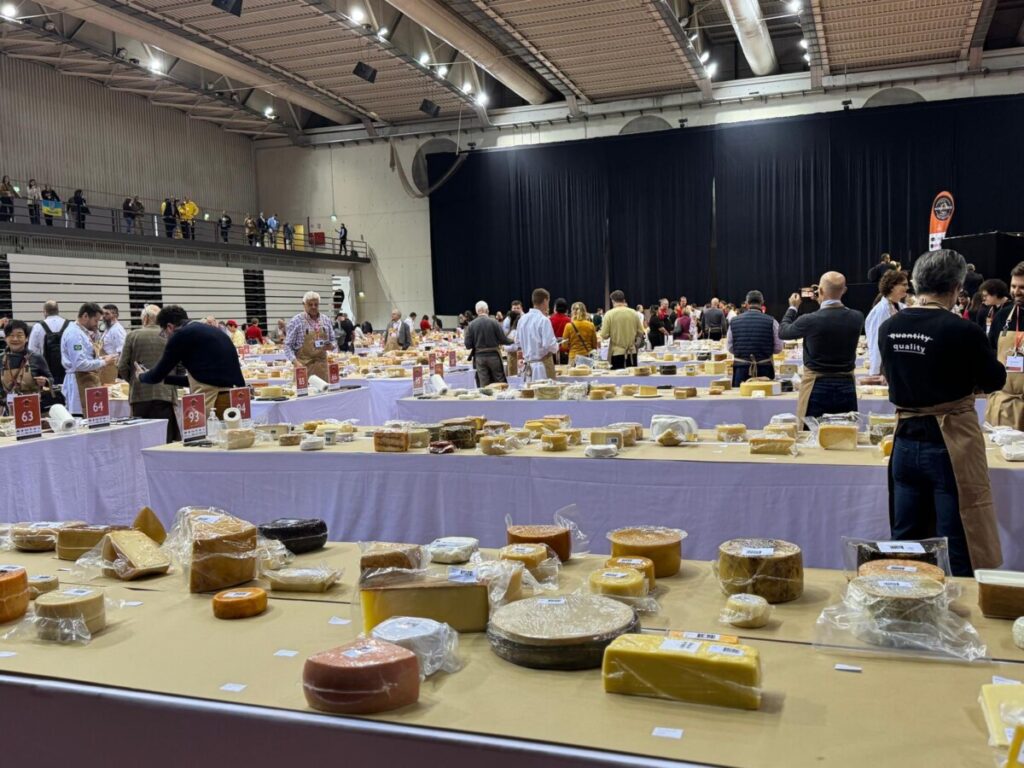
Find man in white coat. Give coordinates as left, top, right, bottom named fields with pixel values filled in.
left=515, top=288, right=560, bottom=381
left=61, top=303, right=116, bottom=415
left=100, top=304, right=126, bottom=355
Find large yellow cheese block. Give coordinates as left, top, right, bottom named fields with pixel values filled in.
left=500, top=543, right=550, bottom=574
left=0, top=565, right=31, bottom=623
left=716, top=424, right=747, bottom=442
left=35, top=587, right=106, bottom=640
left=763, top=422, right=798, bottom=439
left=258, top=385, right=285, bottom=398
left=133, top=506, right=167, bottom=545
left=980, top=684, right=1024, bottom=747
left=589, top=429, right=624, bottom=447
left=182, top=509, right=258, bottom=593
left=717, top=538, right=804, bottom=603
left=818, top=424, right=859, bottom=450
left=602, top=634, right=762, bottom=710
left=607, top=526, right=685, bottom=577
left=541, top=433, right=569, bottom=452
left=360, top=573, right=490, bottom=633
left=711, top=378, right=732, bottom=391
left=749, top=436, right=795, bottom=455
left=739, top=380, right=776, bottom=397
left=636, top=385, right=658, bottom=397
left=620, top=384, right=639, bottom=397
left=606, top=556, right=657, bottom=589
left=704, top=361, right=727, bottom=375
left=589, top=567, right=646, bottom=597
left=101, top=530, right=171, bottom=580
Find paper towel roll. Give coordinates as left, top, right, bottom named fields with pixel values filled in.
left=429, top=374, right=449, bottom=395
left=48, top=404, right=76, bottom=433
left=309, top=375, right=329, bottom=394
left=223, top=408, right=242, bottom=429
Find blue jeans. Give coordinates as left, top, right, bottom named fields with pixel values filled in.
left=891, top=437, right=972, bottom=576
left=806, top=376, right=857, bottom=419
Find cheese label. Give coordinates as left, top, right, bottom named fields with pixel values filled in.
left=885, top=564, right=918, bottom=573
left=741, top=547, right=775, bottom=557
left=660, top=638, right=701, bottom=653
left=342, top=646, right=374, bottom=658
left=0, top=565, right=22, bottom=573
left=876, top=541, right=926, bottom=554
left=651, top=727, right=683, bottom=740
left=751, top=390, right=766, bottom=399
left=876, top=579, right=913, bottom=590
left=433, top=539, right=466, bottom=549
left=63, top=588, right=93, bottom=597
left=447, top=567, right=478, bottom=584
left=618, top=558, right=646, bottom=566
left=509, top=545, right=538, bottom=554
left=0, top=651, right=16, bottom=658
left=328, top=616, right=351, bottom=625
left=194, top=514, right=223, bottom=524
left=29, top=574, right=51, bottom=581
left=222, top=591, right=254, bottom=599
left=274, top=649, right=299, bottom=657
left=220, top=683, right=247, bottom=692
left=601, top=571, right=631, bottom=580
left=671, top=631, right=739, bottom=644
left=538, top=598, right=566, bottom=606
left=708, top=644, right=745, bottom=657
left=993, top=676, right=1022, bottom=686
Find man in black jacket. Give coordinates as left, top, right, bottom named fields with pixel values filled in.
left=780, top=271, right=864, bottom=422
left=218, top=211, right=232, bottom=244
left=465, top=300, right=512, bottom=387
left=867, top=253, right=896, bottom=284
left=335, top=312, right=356, bottom=353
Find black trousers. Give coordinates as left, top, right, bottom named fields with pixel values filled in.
left=131, top=400, right=181, bottom=443
left=474, top=352, right=507, bottom=387
left=731, top=362, right=775, bottom=387
left=610, top=353, right=637, bottom=371
left=164, top=219, right=176, bottom=237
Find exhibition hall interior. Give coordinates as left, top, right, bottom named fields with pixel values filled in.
left=3, top=0, right=1024, bottom=765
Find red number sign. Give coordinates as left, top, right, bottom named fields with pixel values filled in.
left=433, top=362, right=444, bottom=378
left=181, top=393, right=207, bottom=442
left=428, top=352, right=437, bottom=369
left=412, top=365, right=424, bottom=395
left=295, top=365, right=309, bottom=397
left=229, top=387, right=252, bottom=420
left=328, top=362, right=341, bottom=390
left=14, top=394, right=42, bottom=440
left=85, top=387, right=110, bottom=429
left=448, top=349, right=457, bottom=367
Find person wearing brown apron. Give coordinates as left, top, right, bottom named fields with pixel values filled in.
left=728, top=291, right=782, bottom=387
left=137, top=306, right=246, bottom=422
left=284, top=292, right=336, bottom=382
left=985, top=270, right=1024, bottom=429
left=1, top=320, right=55, bottom=415
left=59, top=303, right=114, bottom=416
left=382, top=309, right=410, bottom=353
left=98, top=305, right=126, bottom=385
left=516, top=288, right=560, bottom=383
left=779, top=272, right=864, bottom=424
left=879, top=249, right=1007, bottom=576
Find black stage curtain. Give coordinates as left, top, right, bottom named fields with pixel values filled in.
left=429, top=94, right=1024, bottom=317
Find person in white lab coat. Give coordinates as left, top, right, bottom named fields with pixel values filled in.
left=100, top=304, right=126, bottom=355
left=515, top=288, right=560, bottom=381
left=61, top=303, right=116, bottom=415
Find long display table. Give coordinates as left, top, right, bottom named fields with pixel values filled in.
left=140, top=433, right=1024, bottom=571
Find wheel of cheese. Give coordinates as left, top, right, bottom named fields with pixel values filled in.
left=847, top=575, right=946, bottom=649
left=11, top=521, right=88, bottom=552
left=0, top=565, right=31, bottom=623
left=35, top=588, right=106, bottom=639
left=858, top=559, right=945, bottom=583
left=589, top=568, right=646, bottom=597
left=303, top=638, right=420, bottom=714
left=212, top=587, right=268, bottom=619
left=605, top=556, right=657, bottom=589
left=541, top=433, right=569, bottom=452
left=500, top=543, right=550, bottom=574
left=723, top=593, right=771, bottom=628
left=717, top=539, right=804, bottom=603
left=258, top=518, right=328, bottom=554
left=27, top=573, right=59, bottom=600
left=487, top=595, right=638, bottom=670
left=607, top=527, right=686, bottom=577
left=507, top=524, right=571, bottom=562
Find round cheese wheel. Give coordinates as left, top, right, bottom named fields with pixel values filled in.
left=605, top=556, right=656, bottom=589
left=0, top=565, right=31, bottom=623
left=507, top=525, right=571, bottom=562
left=607, top=527, right=686, bottom=577
left=857, top=559, right=945, bottom=583
left=371, top=617, right=457, bottom=677
left=500, top=543, right=550, bottom=573
left=588, top=567, right=646, bottom=597
left=303, top=638, right=420, bottom=714
left=35, top=588, right=106, bottom=639
left=847, top=575, right=946, bottom=648
left=212, top=587, right=268, bottom=619
left=258, top=518, right=328, bottom=554
left=27, top=573, right=59, bottom=600
left=717, top=538, right=804, bottom=604
left=1013, top=617, right=1024, bottom=651
left=724, top=593, right=771, bottom=628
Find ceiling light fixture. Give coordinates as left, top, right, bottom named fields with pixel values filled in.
left=115, top=47, right=128, bottom=60
left=330, top=213, right=338, bottom=222
left=264, top=106, right=275, bottom=117
left=377, top=26, right=388, bottom=39
left=353, top=60, right=377, bottom=83
left=420, top=98, right=441, bottom=118
left=350, top=7, right=364, bottom=23
left=699, top=50, right=710, bottom=64
left=787, top=1, right=802, bottom=12
left=803, top=53, right=810, bottom=63
left=418, top=52, right=430, bottom=65
left=148, top=58, right=163, bottom=73
left=475, top=93, right=488, bottom=107
left=706, top=61, right=718, bottom=78
left=799, top=39, right=808, bottom=49
left=688, top=32, right=698, bottom=43
left=0, top=3, right=18, bottom=20
left=437, top=65, right=448, bottom=77
left=43, top=20, right=56, bottom=31
left=461, top=81, right=473, bottom=94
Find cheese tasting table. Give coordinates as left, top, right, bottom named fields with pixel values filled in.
left=343, top=370, right=477, bottom=424
left=250, top=385, right=373, bottom=425
left=140, top=432, right=1024, bottom=571
left=393, top=391, right=989, bottom=429
left=0, top=419, right=166, bottom=524
left=1, top=543, right=1021, bottom=767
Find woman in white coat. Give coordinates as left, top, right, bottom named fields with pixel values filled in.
left=865, top=269, right=910, bottom=376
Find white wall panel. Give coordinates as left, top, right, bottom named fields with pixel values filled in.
left=0, top=56, right=257, bottom=218
left=160, top=264, right=247, bottom=323
left=8, top=254, right=130, bottom=320
left=263, top=269, right=335, bottom=325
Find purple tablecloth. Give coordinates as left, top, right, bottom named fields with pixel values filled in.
left=0, top=420, right=166, bottom=525
left=508, top=374, right=723, bottom=389
left=343, top=370, right=477, bottom=424
left=251, top=386, right=372, bottom=425
left=141, top=445, right=1024, bottom=570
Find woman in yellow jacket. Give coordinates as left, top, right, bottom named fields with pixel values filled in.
left=562, top=301, right=599, bottom=364
left=177, top=197, right=199, bottom=240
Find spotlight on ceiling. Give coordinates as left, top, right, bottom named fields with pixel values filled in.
left=418, top=51, right=430, bottom=66
left=799, top=39, right=808, bottom=49
left=330, top=213, right=338, bottom=222
left=699, top=50, right=710, bottom=64
left=706, top=61, right=718, bottom=78
left=437, top=65, right=448, bottom=77
left=43, top=20, right=56, bottom=31
left=0, top=3, right=18, bottom=20
left=787, top=1, right=802, bottom=12
left=353, top=61, right=377, bottom=83
left=115, top=47, right=128, bottom=60
left=678, top=118, right=688, bottom=128
left=148, top=58, right=163, bottom=73
left=461, top=81, right=472, bottom=94
left=263, top=106, right=275, bottom=118
left=377, top=26, right=388, bottom=39
left=350, top=7, right=364, bottom=23
left=688, top=32, right=698, bottom=43
left=419, top=98, right=441, bottom=118
left=475, top=92, right=488, bottom=107
left=803, top=53, right=810, bottom=63
left=210, top=0, right=242, bottom=17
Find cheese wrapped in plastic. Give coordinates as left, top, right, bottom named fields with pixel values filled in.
left=649, top=415, right=698, bottom=446
left=370, top=616, right=461, bottom=678
left=163, top=507, right=258, bottom=593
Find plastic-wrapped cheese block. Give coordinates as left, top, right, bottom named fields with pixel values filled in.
left=479, top=435, right=510, bottom=455
left=879, top=435, right=894, bottom=457
left=12, top=521, right=88, bottom=552
left=361, top=542, right=424, bottom=571
left=133, top=506, right=167, bottom=545
left=556, top=428, right=582, bottom=446
left=980, top=683, right=1024, bottom=747
left=224, top=428, right=256, bottom=450
left=56, top=525, right=120, bottom=561
left=650, top=415, right=698, bottom=446
left=523, top=419, right=555, bottom=435
left=739, top=380, right=775, bottom=397
left=975, top=570, right=1024, bottom=620
left=482, top=421, right=511, bottom=434
left=35, top=587, right=106, bottom=640
left=589, top=429, right=623, bottom=448
left=589, top=567, right=646, bottom=597
left=818, top=424, right=858, bottom=450
left=846, top=574, right=946, bottom=648
left=440, top=425, right=476, bottom=449
left=299, top=436, right=325, bottom=451
left=543, top=414, right=571, bottom=428
left=602, top=634, right=762, bottom=710
left=212, top=587, right=268, bottom=619
left=360, top=573, right=490, bottom=632
left=265, top=567, right=341, bottom=592
left=303, top=639, right=420, bottom=714
left=417, top=423, right=444, bottom=443
left=717, top=538, right=803, bottom=603
left=607, top=425, right=636, bottom=447
left=27, top=573, right=59, bottom=599
left=858, top=559, right=945, bottom=583
left=541, top=433, right=569, bottom=452
left=257, top=518, right=328, bottom=554
left=0, top=565, right=31, bottom=623
left=182, top=509, right=258, bottom=593
left=585, top=444, right=619, bottom=458
left=716, top=424, right=747, bottom=442
left=373, top=430, right=410, bottom=452
left=258, top=386, right=285, bottom=398
left=722, top=593, right=772, bottom=628
left=520, top=388, right=535, bottom=399
left=607, top=527, right=686, bottom=577
left=606, top=557, right=657, bottom=590
left=534, top=385, right=560, bottom=400
left=763, top=422, right=798, bottom=439
left=371, top=617, right=460, bottom=677
left=101, top=530, right=172, bottom=580
left=610, top=422, right=644, bottom=441
left=507, top=524, right=571, bottom=562
left=255, top=423, right=290, bottom=440
left=278, top=433, right=302, bottom=446
left=1014, top=617, right=1024, bottom=650
left=749, top=436, right=795, bottom=455
left=406, top=428, right=430, bottom=449
left=673, top=387, right=698, bottom=399
left=427, top=537, right=479, bottom=564
left=488, top=595, right=638, bottom=670
left=499, top=543, right=549, bottom=573
left=853, top=539, right=944, bottom=569
left=711, top=378, right=732, bottom=391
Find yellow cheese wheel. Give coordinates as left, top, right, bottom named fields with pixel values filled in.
left=212, top=587, right=268, bottom=619
left=541, top=433, right=569, bottom=452
left=606, top=556, right=657, bottom=590
left=607, top=527, right=686, bottom=577
left=500, top=543, right=550, bottom=573
left=589, top=567, right=646, bottom=597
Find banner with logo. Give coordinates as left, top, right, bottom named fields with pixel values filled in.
left=928, top=191, right=955, bottom=251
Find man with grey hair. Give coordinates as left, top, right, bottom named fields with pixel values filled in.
left=726, top=290, right=783, bottom=386
left=879, top=249, right=1005, bottom=576
left=465, top=300, right=512, bottom=387
left=283, top=291, right=335, bottom=381
left=701, top=297, right=726, bottom=341
left=28, top=299, right=70, bottom=386
left=383, top=308, right=411, bottom=351
left=780, top=271, right=864, bottom=422
left=118, top=303, right=180, bottom=442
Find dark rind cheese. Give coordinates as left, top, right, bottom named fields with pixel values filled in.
left=717, top=538, right=804, bottom=603
left=854, top=540, right=942, bottom=569
left=440, top=425, right=476, bottom=449
left=258, top=518, right=328, bottom=555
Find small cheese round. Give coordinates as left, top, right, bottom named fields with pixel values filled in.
left=35, top=588, right=106, bottom=639
left=724, top=593, right=771, bottom=628
left=0, top=565, right=31, bottom=623
left=507, top=525, right=571, bottom=562
left=607, top=526, right=686, bottom=577
left=588, top=568, right=646, bottom=597
left=212, top=587, right=268, bottom=619
left=605, top=556, right=657, bottom=590
left=27, top=574, right=59, bottom=600
left=1013, top=617, right=1024, bottom=651
left=499, top=543, right=550, bottom=573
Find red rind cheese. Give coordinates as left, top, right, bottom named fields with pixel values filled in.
left=303, top=638, right=420, bottom=714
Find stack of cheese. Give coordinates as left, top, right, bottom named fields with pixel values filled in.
left=607, top=526, right=686, bottom=578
